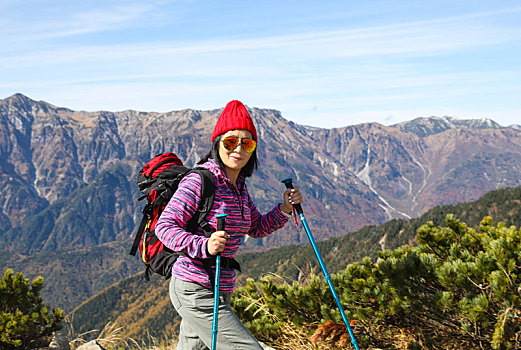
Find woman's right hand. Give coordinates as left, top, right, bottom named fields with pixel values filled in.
left=207, top=230, right=229, bottom=255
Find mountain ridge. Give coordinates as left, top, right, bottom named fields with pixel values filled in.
left=1, top=93, right=521, bottom=314
left=2, top=93, right=520, bottom=251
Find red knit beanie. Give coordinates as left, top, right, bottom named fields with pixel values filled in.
left=211, top=100, right=257, bottom=142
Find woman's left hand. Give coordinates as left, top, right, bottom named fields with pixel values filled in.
left=280, top=186, right=303, bottom=214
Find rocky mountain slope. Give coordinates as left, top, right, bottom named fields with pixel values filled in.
left=308, top=117, right=521, bottom=218
left=2, top=94, right=520, bottom=251
left=1, top=93, right=520, bottom=311
left=0, top=93, right=387, bottom=254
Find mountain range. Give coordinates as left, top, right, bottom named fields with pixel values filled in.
left=1, top=93, right=520, bottom=312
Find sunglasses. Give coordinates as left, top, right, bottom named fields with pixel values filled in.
left=221, top=136, right=257, bottom=153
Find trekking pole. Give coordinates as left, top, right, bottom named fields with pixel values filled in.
left=281, top=178, right=360, bottom=350
left=211, top=213, right=227, bottom=350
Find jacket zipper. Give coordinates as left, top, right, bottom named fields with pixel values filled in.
left=231, top=184, right=245, bottom=220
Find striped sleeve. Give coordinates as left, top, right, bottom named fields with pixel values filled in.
left=155, top=173, right=210, bottom=259
left=246, top=188, right=289, bottom=239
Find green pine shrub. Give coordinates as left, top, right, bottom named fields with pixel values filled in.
left=232, top=215, right=521, bottom=349
left=0, top=269, right=64, bottom=349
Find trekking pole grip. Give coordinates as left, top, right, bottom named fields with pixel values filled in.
left=281, top=178, right=303, bottom=215
left=215, top=213, right=227, bottom=258
left=216, top=214, right=226, bottom=231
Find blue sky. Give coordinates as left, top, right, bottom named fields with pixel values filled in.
left=1, top=0, right=520, bottom=128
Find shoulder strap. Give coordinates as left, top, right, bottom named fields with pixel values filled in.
left=186, top=168, right=215, bottom=236
left=129, top=212, right=149, bottom=256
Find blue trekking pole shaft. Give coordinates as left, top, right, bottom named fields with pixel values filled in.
left=282, top=178, right=359, bottom=350
left=211, top=213, right=227, bottom=350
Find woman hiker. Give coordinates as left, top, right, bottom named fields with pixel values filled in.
left=156, top=99, right=303, bottom=349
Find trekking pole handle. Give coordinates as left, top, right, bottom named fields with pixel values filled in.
left=281, top=178, right=303, bottom=215
left=216, top=213, right=227, bottom=231
left=216, top=213, right=227, bottom=257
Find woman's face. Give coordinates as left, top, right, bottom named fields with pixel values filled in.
left=218, top=129, right=254, bottom=173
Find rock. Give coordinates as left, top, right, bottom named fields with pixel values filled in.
left=48, top=331, right=70, bottom=350
left=260, top=341, right=275, bottom=350
left=76, top=340, right=107, bottom=350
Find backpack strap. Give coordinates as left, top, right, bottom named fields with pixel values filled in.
left=129, top=214, right=148, bottom=256
left=201, top=256, right=242, bottom=293
left=129, top=203, right=152, bottom=256
left=186, top=168, right=215, bottom=235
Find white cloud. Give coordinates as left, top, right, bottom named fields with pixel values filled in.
left=0, top=1, right=164, bottom=44
left=4, top=5, right=521, bottom=66
left=1, top=3, right=520, bottom=129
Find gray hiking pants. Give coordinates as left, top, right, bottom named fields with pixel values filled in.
left=169, top=277, right=263, bottom=350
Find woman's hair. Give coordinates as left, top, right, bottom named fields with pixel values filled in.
left=198, top=134, right=258, bottom=177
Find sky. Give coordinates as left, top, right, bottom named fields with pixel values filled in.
left=1, top=0, right=520, bottom=128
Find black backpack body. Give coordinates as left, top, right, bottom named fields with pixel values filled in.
left=129, top=152, right=215, bottom=280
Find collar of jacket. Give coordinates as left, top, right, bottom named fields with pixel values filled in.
left=204, top=158, right=246, bottom=189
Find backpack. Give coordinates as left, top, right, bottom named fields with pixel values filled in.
left=129, top=152, right=216, bottom=280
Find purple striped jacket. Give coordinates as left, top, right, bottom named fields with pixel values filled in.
left=155, top=159, right=289, bottom=292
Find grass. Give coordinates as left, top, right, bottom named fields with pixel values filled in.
left=60, top=270, right=420, bottom=350
left=62, top=317, right=428, bottom=349
left=62, top=317, right=344, bottom=349
left=64, top=318, right=177, bottom=350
